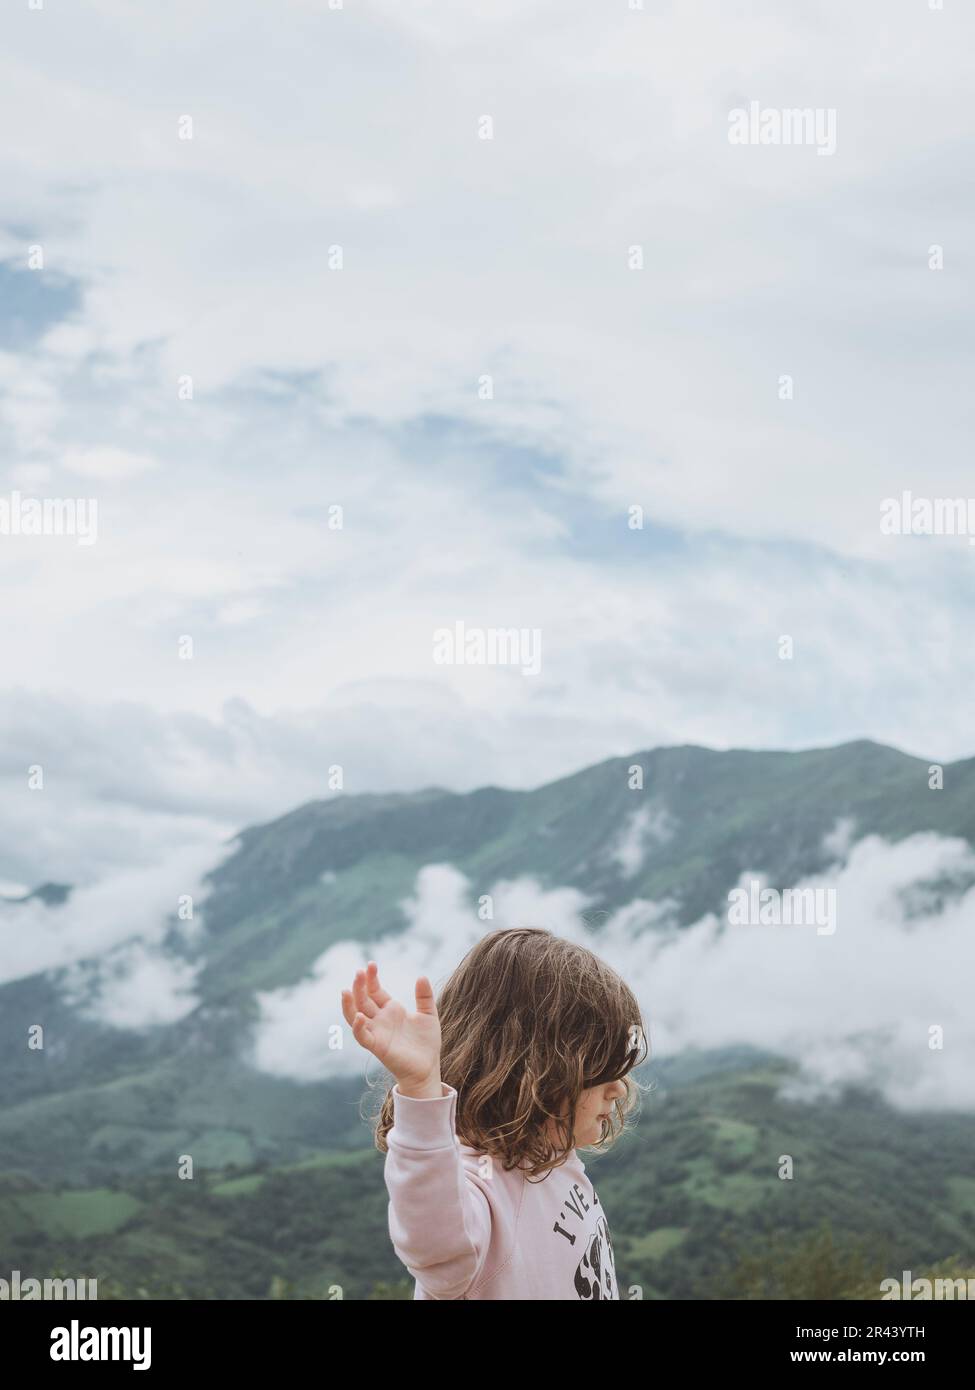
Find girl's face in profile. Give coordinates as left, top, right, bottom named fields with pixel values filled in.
left=551, top=1076, right=628, bottom=1147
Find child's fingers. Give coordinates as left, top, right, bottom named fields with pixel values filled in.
left=352, top=968, right=379, bottom=1019
left=351, top=1011, right=376, bottom=1051
left=340, top=988, right=356, bottom=1028
left=414, top=975, right=437, bottom=1017
left=365, top=960, right=392, bottom=1008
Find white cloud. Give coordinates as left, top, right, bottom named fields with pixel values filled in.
left=248, top=834, right=975, bottom=1111
left=609, top=803, right=675, bottom=878
left=60, top=940, right=202, bottom=1028
left=1, top=0, right=973, bottom=557
left=247, top=863, right=591, bottom=1082
left=0, top=831, right=227, bottom=990
left=0, top=0, right=971, bottom=775
left=61, top=446, right=157, bottom=480
left=605, top=832, right=975, bottom=1111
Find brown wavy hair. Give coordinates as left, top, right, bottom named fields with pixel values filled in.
left=368, top=927, right=650, bottom=1180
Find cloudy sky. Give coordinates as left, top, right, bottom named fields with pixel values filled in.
left=2, top=0, right=973, bottom=889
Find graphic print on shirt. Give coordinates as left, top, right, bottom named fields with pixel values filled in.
left=552, top=1176, right=620, bottom=1300
left=573, top=1215, right=617, bottom=1300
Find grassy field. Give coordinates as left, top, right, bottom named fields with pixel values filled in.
left=4, top=1061, right=973, bottom=1300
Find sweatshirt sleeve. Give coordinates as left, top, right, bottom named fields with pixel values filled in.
left=384, top=1082, right=493, bottom=1300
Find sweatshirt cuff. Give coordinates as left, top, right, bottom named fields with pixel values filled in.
left=390, top=1082, right=458, bottom=1149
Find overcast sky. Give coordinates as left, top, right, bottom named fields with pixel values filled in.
left=3, top=2, right=974, bottom=1117
left=2, top=0, right=974, bottom=887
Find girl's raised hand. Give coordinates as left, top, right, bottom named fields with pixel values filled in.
left=341, top=961, right=441, bottom=1090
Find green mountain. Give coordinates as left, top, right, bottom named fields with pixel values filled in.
left=1, top=738, right=973, bottom=1297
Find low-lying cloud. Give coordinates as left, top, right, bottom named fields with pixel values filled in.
left=248, top=830, right=975, bottom=1111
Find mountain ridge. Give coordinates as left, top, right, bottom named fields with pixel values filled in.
left=1, top=736, right=973, bottom=1185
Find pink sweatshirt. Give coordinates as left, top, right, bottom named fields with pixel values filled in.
left=384, top=1081, right=621, bottom=1300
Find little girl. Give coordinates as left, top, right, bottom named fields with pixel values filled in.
left=341, top=927, right=648, bottom=1301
